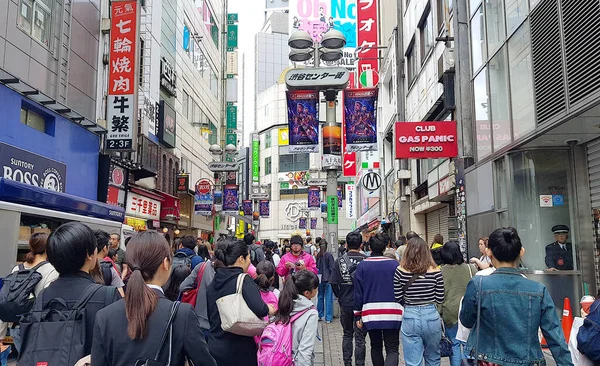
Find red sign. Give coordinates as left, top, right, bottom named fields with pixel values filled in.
left=341, top=90, right=357, bottom=177
left=357, top=0, right=379, bottom=88
left=176, top=174, right=189, bottom=193
left=395, top=121, right=458, bottom=159
left=196, top=179, right=211, bottom=195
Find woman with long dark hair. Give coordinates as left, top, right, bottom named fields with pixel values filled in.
left=316, top=240, right=335, bottom=323
left=91, top=231, right=216, bottom=366
left=163, top=264, right=192, bottom=301
left=394, top=237, right=445, bottom=366
left=274, top=270, right=319, bottom=365
left=206, top=238, right=275, bottom=366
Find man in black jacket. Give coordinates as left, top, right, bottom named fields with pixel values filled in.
left=330, top=231, right=367, bottom=366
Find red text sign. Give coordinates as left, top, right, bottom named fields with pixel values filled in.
left=196, top=179, right=211, bottom=195
left=395, top=121, right=458, bottom=159
left=357, top=0, right=378, bottom=87
left=341, top=89, right=357, bottom=177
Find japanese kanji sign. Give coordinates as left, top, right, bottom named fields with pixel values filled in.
left=357, top=0, right=378, bottom=87
left=107, top=0, right=138, bottom=151
left=126, top=194, right=161, bottom=220
left=285, top=67, right=350, bottom=90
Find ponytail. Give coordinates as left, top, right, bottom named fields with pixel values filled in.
left=254, top=260, right=275, bottom=291
left=124, top=232, right=171, bottom=340
left=275, top=270, right=319, bottom=324
left=25, top=232, right=49, bottom=264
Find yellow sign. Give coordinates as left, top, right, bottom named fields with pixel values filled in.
left=278, top=128, right=289, bottom=146
left=125, top=217, right=147, bottom=231
left=236, top=212, right=245, bottom=238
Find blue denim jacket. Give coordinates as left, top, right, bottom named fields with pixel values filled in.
left=459, top=267, right=573, bottom=366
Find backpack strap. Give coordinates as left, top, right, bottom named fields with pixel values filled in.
left=73, top=284, right=104, bottom=310
left=151, top=301, right=180, bottom=362
left=31, top=261, right=49, bottom=272
left=194, top=262, right=208, bottom=289
left=290, top=306, right=314, bottom=323
left=104, top=286, right=116, bottom=305
left=100, top=261, right=113, bottom=286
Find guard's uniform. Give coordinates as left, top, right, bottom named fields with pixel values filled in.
left=544, top=242, right=574, bottom=270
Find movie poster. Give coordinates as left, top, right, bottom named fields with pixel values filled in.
left=308, top=186, right=321, bottom=209
left=344, top=88, right=378, bottom=152
left=338, top=186, right=343, bottom=208
left=311, top=218, right=317, bottom=230
left=223, top=185, right=239, bottom=212
left=299, top=217, right=307, bottom=229
left=287, top=91, right=319, bottom=153
left=242, top=200, right=253, bottom=216
left=259, top=200, right=270, bottom=218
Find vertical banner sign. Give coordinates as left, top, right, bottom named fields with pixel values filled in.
left=289, top=0, right=357, bottom=69
left=194, top=179, right=213, bottom=216
left=223, top=185, right=239, bottom=212
left=357, top=0, right=379, bottom=88
left=311, top=218, right=317, bottom=230
left=299, top=217, right=307, bottom=229
left=107, top=1, right=138, bottom=151
left=342, top=91, right=358, bottom=177
left=286, top=91, right=320, bottom=153
left=327, top=195, right=339, bottom=224
left=345, top=182, right=356, bottom=219
left=344, top=88, right=378, bottom=152
left=242, top=200, right=253, bottom=216
left=308, top=186, right=321, bottom=209
left=226, top=105, right=237, bottom=130
left=259, top=200, right=270, bottom=218
left=338, top=186, right=343, bottom=208
left=252, top=133, right=260, bottom=184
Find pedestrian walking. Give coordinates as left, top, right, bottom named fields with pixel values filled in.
left=469, top=237, right=491, bottom=270
left=273, top=270, right=320, bottom=366
left=173, top=235, right=204, bottom=270
left=255, top=260, right=280, bottom=319
left=109, top=233, right=127, bottom=275
left=264, top=240, right=281, bottom=289
left=354, top=233, right=403, bottom=366
left=245, top=233, right=266, bottom=266
left=330, top=231, right=368, bottom=366
left=394, top=237, right=444, bottom=366
left=93, top=230, right=125, bottom=297
left=207, top=239, right=275, bottom=366
left=429, top=234, right=444, bottom=266
left=277, top=235, right=319, bottom=280
left=18, top=222, right=121, bottom=365
left=163, top=264, right=191, bottom=301
left=316, top=240, right=335, bottom=323
left=439, top=241, right=476, bottom=366
left=460, top=227, right=573, bottom=365
left=179, top=255, right=216, bottom=341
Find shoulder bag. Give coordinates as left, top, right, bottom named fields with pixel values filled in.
left=216, top=273, right=268, bottom=337
left=135, top=301, right=180, bottom=366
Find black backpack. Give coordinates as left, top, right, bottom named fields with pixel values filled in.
left=18, top=284, right=115, bottom=366
left=250, top=245, right=260, bottom=266
left=172, top=251, right=193, bottom=269
left=100, top=261, right=113, bottom=286
left=0, top=261, right=48, bottom=322
left=339, top=254, right=360, bottom=285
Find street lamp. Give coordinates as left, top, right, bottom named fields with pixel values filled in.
left=288, top=29, right=346, bottom=66
left=289, top=49, right=313, bottom=62
left=209, top=144, right=223, bottom=155
left=321, top=29, right=346, bottom=49
left=224, top=144, right=238, bottom=155
left=288, top=30, right=314, bottom=49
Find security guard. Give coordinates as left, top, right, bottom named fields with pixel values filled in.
left=545, top=225, right=574, bottom=271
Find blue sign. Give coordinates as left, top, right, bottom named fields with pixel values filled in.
left=553, top=194, right=565, bottom=206
left=183, top=25, right=190, bottom=51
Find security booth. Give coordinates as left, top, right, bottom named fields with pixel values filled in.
left=0, top=178, right=126, bottom=274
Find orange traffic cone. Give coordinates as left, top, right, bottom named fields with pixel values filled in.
left=561, top=297, right=573, bottom=343
left=540, top=333, right=549, bottom=348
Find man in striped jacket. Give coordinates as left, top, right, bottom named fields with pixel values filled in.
left=354, top=233, right=402, bottom=366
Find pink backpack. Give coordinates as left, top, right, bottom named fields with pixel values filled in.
left=256, top=308, right=312, bottom=366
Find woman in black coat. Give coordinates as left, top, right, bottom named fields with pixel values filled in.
left=207, top=238, right=275, bottom=366
left=91, top=232, right=216, bottom=366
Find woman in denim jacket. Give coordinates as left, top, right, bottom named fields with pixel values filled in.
left=460, top=227, right=573, bottom=366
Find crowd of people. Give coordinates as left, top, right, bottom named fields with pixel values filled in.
left=0, top=223, right=599, bottom=366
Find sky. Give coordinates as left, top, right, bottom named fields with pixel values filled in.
left=227, top=0, right=267, bottom=147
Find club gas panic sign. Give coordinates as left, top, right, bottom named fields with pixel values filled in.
left=395, top=121, right=458, bottom=159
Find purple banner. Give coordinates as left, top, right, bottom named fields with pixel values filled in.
left=308, top=186, right=321, bottom=209
left=259, top=200, right=270, bottom=218
left=223, top=185, right=239, bottom=212
left=344, top=89, right=378, bottom=152
left=299, top=217, right=307, bottom=229
left=242, top=200, right=252, bottom=216
left=287, top=90, right=319, bottom=153
left=311, top=218, right=317, bottom=230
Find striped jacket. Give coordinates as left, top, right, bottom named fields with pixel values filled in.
left=353, top=256, right=403, bottom=331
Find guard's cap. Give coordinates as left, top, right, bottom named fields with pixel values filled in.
left=552, top=225, right=570, bottom=234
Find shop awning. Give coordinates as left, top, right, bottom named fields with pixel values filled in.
left=0, top=178, right=125, bottom=222
left=156, top=191, right=180, bottom=221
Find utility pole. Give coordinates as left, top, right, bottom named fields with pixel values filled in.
left=325, top=89, right=339, bottom=253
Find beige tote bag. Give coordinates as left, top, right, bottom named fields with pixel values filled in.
left=216, top=273, right=268, bottom=336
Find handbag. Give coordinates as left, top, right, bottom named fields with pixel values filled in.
left=440, top=320, right=453, bottom=357
left=181, top=262, right=208, bottom=307
left=216, top=273, right=268, bottom=336
left=135, top=301, right=180, bottom=366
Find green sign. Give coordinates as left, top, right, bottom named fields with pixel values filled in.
left=228, top=13, right=238, bottom=22
left=252, top=134, right=260, bottom=183
left=227, top=24, right=238, bottom=48
left=327, top=195, right=338, bottom=224
left=280, top=182, right=290, bottom=189
left=226, top=105, right=237, bottom=130
left=226, top=133, right=237, bottom=146
left=215, top=215, right=221, bottom=231
left=227, top=74, right=234, bottom=79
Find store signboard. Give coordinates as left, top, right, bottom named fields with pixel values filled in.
left=395, top=121, right=458, bottom=159
left=107, top=0, right=138, bottom=151
left=125, top=194, right=161, bottom=220
left=158, top=100, right=176, bottom=148
left=357, top=0, right=378, bottom=87
left=176, top=174, right=189, bottom=193
left=226, top=105, right=237, bottom=130
left=252, top=133, right=260, bottom=183
left=0, top=143, right=67, bottom=192
left=345, top=182, right=356, bottom=219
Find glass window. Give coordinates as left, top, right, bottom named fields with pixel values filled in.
left=511, top=151, right=574, bottom=271
left=437, top=0, right=445, bottom=30
left=470, top=6, right=486, bottom=74
left=474, top=68, right=491, bottom=159
left=279, top=153, right=310, bottom=173
left=20, top=107, right=46, bottom=133
left=488, top=47, right=511, bottom=151
left=208, top=121, right=217, bottom=145
left=419, top=9, right=434, bottom=63
left=182, top=91, right=190, bottom=120
left=508, top=21, right=535, bottom=139
left=139, top=38, right=145, bottom=86
left=494, top=157, right=508, bottom=209
left=210, top=69, right=218, bottom=97
left=505, top=0, right=528, bottom=35
left=406, top=40, right=418, bottom=86
left=265, top=132, right=272, bottom=148
left=18, top=0, right=52, bottom=47
left=485, top=0, right=506, bottom=55
left=470, top=0, right=481, bottom=16
left=264, top=157, right=272, bottom=175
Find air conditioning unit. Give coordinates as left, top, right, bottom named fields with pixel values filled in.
left=437, top=48, right=455, bottom=81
